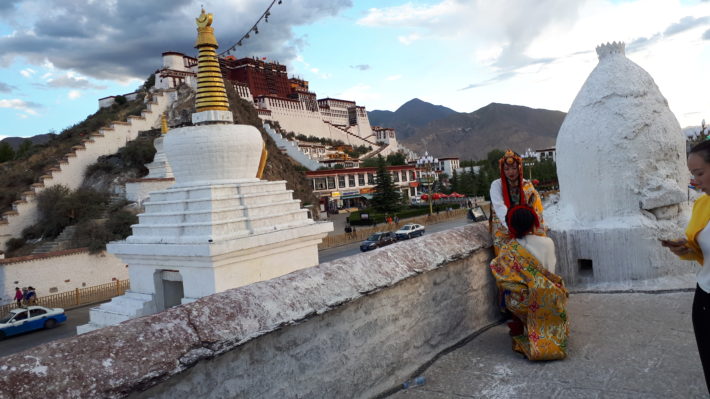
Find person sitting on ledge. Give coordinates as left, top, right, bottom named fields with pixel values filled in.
left=489, top=205, right=568, bottom=361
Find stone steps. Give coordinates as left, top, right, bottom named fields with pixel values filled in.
left=0, top=89, right=176, bottom=250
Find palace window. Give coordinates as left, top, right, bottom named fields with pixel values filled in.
left=313, top=177, right=327, bottom=190
left=338, top=175, right=346, bottom=188
left=348, top=174, right=356, bottom=187
left=358, top=174, right=365, bottom=186
left=327, top=176, right=336, bottom=190
left=367, top=173, right=374, bottom=184
left=393, top=171, right=400, bottom=182
left=410, top=170, right=416, bottom=180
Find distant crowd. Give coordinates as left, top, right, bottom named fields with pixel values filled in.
left=14, top=286, right=37, bottom=307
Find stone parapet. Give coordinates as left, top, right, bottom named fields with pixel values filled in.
left=0, top=223, right=496, bottom=398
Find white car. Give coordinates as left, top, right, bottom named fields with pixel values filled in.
left=0, top=306, right=67, bottom=339
left=395, top=223, right=425, bottom=240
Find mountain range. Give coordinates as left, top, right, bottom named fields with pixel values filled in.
left=368, top=99, right=566, bottom=160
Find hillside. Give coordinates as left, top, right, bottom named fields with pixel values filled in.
left=372, top=101, right=566, bottom=160
left=1, top=134, right=56, bottom=150
left=368, top=98, right=457, bottom=140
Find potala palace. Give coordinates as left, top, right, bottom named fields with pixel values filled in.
left=150, top=51, right=414, bottom=165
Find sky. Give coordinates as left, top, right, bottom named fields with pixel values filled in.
left=0, top=0, right=709, bottom=140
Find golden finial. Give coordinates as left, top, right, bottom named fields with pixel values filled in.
left=196, top=8, right=213, bottom=28
left=194, top=8, right=229, bottom=113
left=161, top=112, right=169, bottom=134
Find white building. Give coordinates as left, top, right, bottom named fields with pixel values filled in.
left=437, top=157, right=460, bottom=177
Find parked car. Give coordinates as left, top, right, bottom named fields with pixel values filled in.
left=468, top=206, right=488, bottom=222
left=360, top=232, right=398, bottom=252
left=0, top=306, right=67, bottom=339
left=394, top=223, right=425, bottom=240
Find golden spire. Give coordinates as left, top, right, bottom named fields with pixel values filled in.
left=194, top=8, right=229, bottom=112
left=161, top=112, right=169, bottom=134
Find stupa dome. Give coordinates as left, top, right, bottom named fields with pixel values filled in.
left=556, top=41, right=688, bottom=224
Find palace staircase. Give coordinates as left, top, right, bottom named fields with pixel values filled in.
left=0, top=89, right=176, bottom=251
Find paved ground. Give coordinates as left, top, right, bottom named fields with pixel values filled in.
left=0, top=302, right=101, bottom=358
left=389, top=288, right=707, bottom=398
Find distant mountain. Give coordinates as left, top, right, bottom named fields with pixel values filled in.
left=370, top=100, right=565, bottom=160
left=1, top=133, right=56, bottom=150
left=368, top=98, right=457, bottom=140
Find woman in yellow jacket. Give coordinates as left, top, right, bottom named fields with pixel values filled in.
left=664, top=140, right=710, bottom=394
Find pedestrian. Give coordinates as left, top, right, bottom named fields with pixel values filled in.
left=394, top=215, right=400, bottom=224
left=26, top=287, right=36, bottom=305
left=663, top=140, right=710, bottom=394
left=14, top=287, right=23, bottom=308
left=345, top=224, right=353, bottom=238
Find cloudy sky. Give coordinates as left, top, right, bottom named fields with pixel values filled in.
left=0, top=0, right=709, bottom=140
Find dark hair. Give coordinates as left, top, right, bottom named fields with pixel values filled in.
left=689, top=140, right=710, bottom=163
left=506, top=206, right=537, bottom=239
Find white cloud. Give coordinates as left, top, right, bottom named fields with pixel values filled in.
left=398, top=33, right=420, bottom=45
left=0, top=99, right=40, bottom=115
left=337, top=83, right=382, bottom=105
left=68, top=90, right=81, bottom=99
left=20, top=68, right=36, bottom=78
left=386, top=74, right=402, bottom=81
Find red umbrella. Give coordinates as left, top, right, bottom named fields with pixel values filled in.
left=420, top=194, right=429, bottom=200
left=432, top=193, right=443, bottom=200
left=450, top=192, right=461, bottom=197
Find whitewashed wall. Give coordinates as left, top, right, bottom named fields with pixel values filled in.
left=0, top=249, right=128, bottom=303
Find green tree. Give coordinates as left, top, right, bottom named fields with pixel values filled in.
left=15, top=139, right=33, bottom=160
left=370, top=155, right=401, bottom=214
left=450, top=169, right=460, bottom=193
left=0, top=142, right=15, bottom=163
left=385, top=151, right=406, bottom=166
left=360, top=157, right=379, bottom=167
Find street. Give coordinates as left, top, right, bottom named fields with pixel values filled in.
left=0, top=217, right=471, bottom=359
left=0, top=302, right=98, bottom=358
left=318, top=217, right=470, bottom=263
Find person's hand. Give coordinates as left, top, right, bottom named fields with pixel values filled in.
left=661, top=238, right=691, bottom=256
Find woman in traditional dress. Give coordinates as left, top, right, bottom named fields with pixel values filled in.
left=663, top=140, right=710, bottom=393
left=489, top=149, right=545, bottom=254
left=489, top=205, right=569, bottom=361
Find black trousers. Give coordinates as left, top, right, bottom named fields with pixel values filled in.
left=692, top=285, right=710, bottom=394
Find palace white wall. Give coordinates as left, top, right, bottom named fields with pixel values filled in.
left=0, top=249, right=128, bottom=303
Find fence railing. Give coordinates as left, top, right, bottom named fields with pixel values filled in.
left=319, top=207, right=476, bottom=250
left=0, top=280, right=130, bottom=316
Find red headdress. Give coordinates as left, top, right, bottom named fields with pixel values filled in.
left=498, top=149, right=524, bottom=208
left=505, top=205, right=540, bottom=239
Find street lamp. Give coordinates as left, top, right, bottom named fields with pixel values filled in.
left=416, top=151, right=438, bottom=216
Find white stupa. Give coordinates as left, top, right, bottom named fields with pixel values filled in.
left=78, top=9, right=332, bottom=333
left=548, top=42, right=694, bottom=284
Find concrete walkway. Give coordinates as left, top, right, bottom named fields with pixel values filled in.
left=389, top=283, right=707, bottom=398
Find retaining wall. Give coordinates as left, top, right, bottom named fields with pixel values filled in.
left=0, top=223, right=497, bottom=398
left=0, top=249, right=128, bottom=303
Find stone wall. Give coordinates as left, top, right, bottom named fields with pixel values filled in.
left=0, top=249, right=128, bottom=302
left=0, top=223, right=498, bottom=398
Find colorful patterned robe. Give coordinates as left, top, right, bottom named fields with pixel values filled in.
left=490, top=180, right=545, bottom=254
left=489, top=239, right=569, bottom=361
